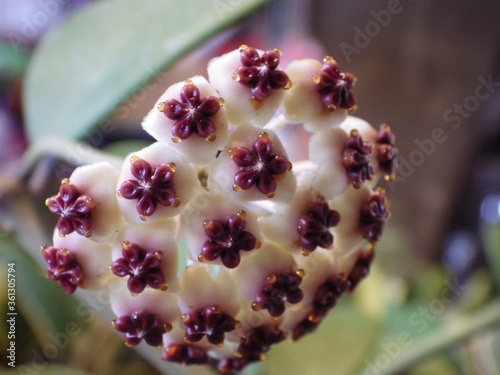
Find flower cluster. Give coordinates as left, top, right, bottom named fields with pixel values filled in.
left=42, top=45, right=397, bottom=371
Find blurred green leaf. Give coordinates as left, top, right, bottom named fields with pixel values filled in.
left=409, top=356, right=459, bottom=375
left=24, top=0, right=269, bottom=143
left=103, top=139, right=152, bottom=158
left=481, top=223, right=500, bottom=289
left=264, top=303, right=381, bottom=375
left=2, top=364, right=93, bottom=375
left=0, top=42, right=29, bottom=78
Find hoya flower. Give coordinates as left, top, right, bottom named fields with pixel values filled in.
left=208, top=125, right=296, bottom=202
left=46, top=162, right=121, bottom=242
left=283, top=57, right=356, bottom=131
left=41, top=45, right=396, bottom=372
left=117, top=142, right=200, bottom=223
left=142, top=76, right=229, bottom=165
left=208, top=45, right=291, bottom=127
left=110, top=220, right=178, bottom=294
left=41, top=230, right=113, bottom=294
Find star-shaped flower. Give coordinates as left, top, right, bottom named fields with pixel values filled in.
left=112, top=310, right=171, bottom=347
left=343, top=129, right=374, bottom=188
left=182, top=305, right=238, bottom=345
left=376, top=124, right=398, bottom=180
left=232, top=45, right=291, bottom=100
left=110, top=241, right=167, bottom=294
left=314, top=56, right=356, bottom=111
left=161, top=343, right=209, bottom=365
left=199, top=210, right=259, bottom=269
left=118, top=157, right=179, bottom=220
left=158, top=81, right=222, bottom=143
left=359, top=189, right=390, bottom=242
left=297, top=201, right=341, bottom=255
left=252, top=270, right=304, bottom=317
left=229, top=131, right=292, bottom=198
left=45, top=179, right=95, bottom=237
left=41, top=246, right=84, bottom=294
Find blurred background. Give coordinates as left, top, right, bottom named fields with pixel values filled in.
left=1, top=0, right=500, bottom=374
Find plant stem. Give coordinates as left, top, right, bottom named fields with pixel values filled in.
left=376, top=299, right=500, bottom=375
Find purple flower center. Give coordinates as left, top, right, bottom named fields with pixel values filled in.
left=314, top=56, right=356, bottom=111
left=343, top=129, right=374, bottom=188
left=118, top=157, right=179, bottom=220
left=347, top=249, right=375, bottom=292
left=199, top=210, right=259, bottom=269
left=161, top=343, right=209, bottom=365
left=252, top=270, right=304, bottom=317
left=297, top=201, right=340, bottom=255
left=376, top=124, right=398, bottom=180
left=218, top=324, right=286, bottom=372
left=110, top=241, right=168, bottom=295
left=182, top=305, right=238, bottom=345
left=45, top=179, right=94, bottom=237
left=359, top=189, right=390, bottom=242
left=292, top=273, right=350, bottom=341
left=229, top=131, right=292, bottom=198
left=158, top=81, right=222, bottom=143
left=41, top=246, right=84, bottom=294
left=232, top=45, right=291, bottom=101
left=112, top=310, right=171, bottom=347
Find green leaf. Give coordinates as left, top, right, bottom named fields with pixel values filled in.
left=481, top=223, right=500, bottom=289
left=24, top=0, right=269, bottom=143
left=264, top=303, right=382, bottom=375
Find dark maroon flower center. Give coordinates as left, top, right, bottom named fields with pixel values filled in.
left=359, top=189, right=390, bottom=242
left=343, top=129, right=374, bottom=188
left=297, top=201, right=340, bottom=255
left=112, top=310, right=171, bottom=348
left=158, top=81, right=222, bottom=143
left=252, top=270, right=304, bottom=317
left=347, top=249, right=375, bottom=292
left=376, top=124, right=398, bottom=180
left=45, top=179, right=94, bottom=237
left=41, top=246, right=83, bottom=294
left=292, top=273, right=350, bottom=341
left=161, top=343, right=209, bottom=365
left=218, top=324, right=286, bottom=372
left=182, top=305, right=238, bottom=345
left=118, top=157, right=179, bottom=220
left=314, top=56, right=356, bottom=111
left=110, top=241, right=168, bottom=295
left=229, top=131, right=292, bottom=198
left=199, top=210, right=259, bottom=269
left=232, top=45, right=291, bottom=101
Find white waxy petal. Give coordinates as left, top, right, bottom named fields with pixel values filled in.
left=283, top=59, right=347, bottom=132
left=116, top=142, right=200, bottom=223
left=110, top=283, right=179, bottom=323
left=231, top=242, right=297, bottom=303
left=178, top=264, right=240, bottom=317
left=330, top=185, right=373, bottom=260
left=207, top=48, right=286, bottom=127
left=69, top=162, right=122, bottom=242
left=142, top=75, right=228, bottom=165
left=207, top=125, right=296, bottom=203
left=309, top=127, right=350, bottom=200
left=52, top=230, right=112, bottom=290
